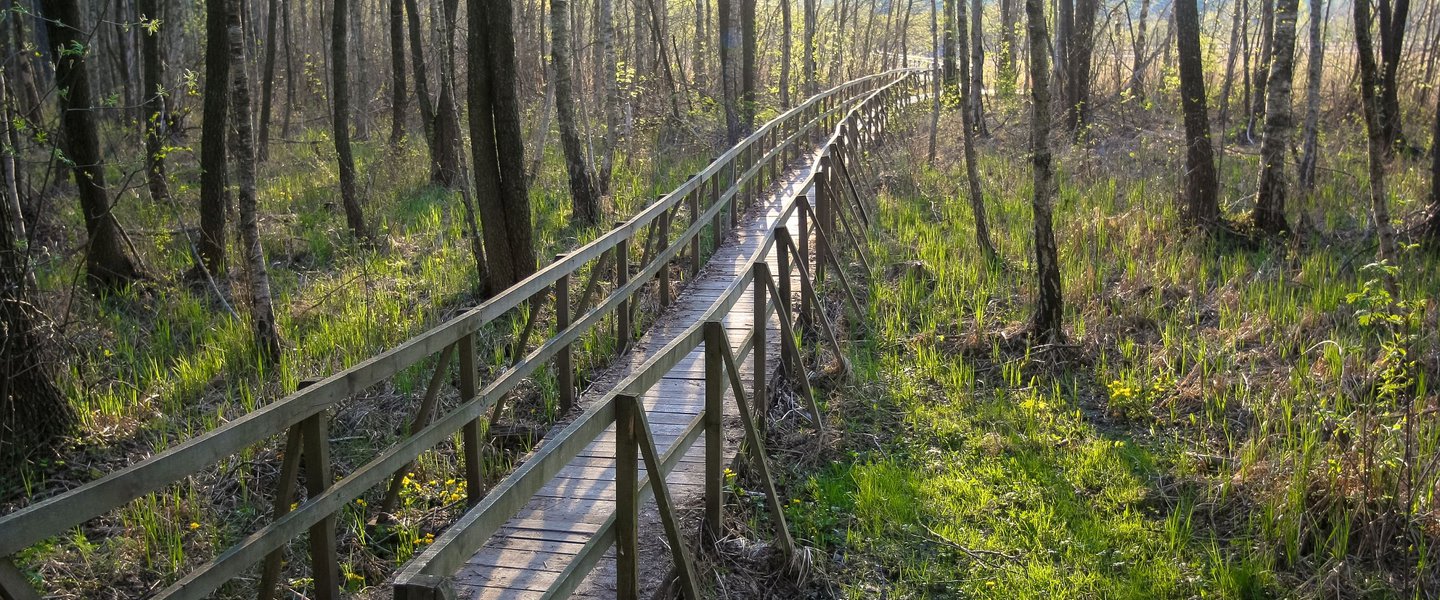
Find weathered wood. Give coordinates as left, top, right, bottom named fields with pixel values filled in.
left=301, top=414, right=341, bottom=600
left=615, top=395, right=639, bottom=598
left=257, top=423, right=304, bottom=600
left=0, top=558, right=41, bottom=600
left=381, top=343, right=458, bottom=516
left=631, top=397, right=702, bottom=600
left=557, top=257, right=574, bottom=414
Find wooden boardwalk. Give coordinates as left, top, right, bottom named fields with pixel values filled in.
left=448, top=156, right=820, bottom=599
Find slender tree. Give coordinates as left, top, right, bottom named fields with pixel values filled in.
left=431, top=0, right=463, bottom=187
left=780, top=0, right=792, bottom=108
left=1065, top=0, right=1097, bottom=136
left=741, top=0, right=757, bottom=130
left=0, top=71, right=70, bottom=468
left=958, top=52, right=997, bottom=260
left=331, top=0, right=370, bottom=241
left=928, top=0, right=941, bottom=162
left=226, top=0, right=281, bottom=360
left=1176, top=0, right=1220, bottom=226
left=257, top=0, right=280, bottom=160
left=139, top=0, right=170, bottom=204
left=598, top=0, right=620, bottom=193
left=197, top=0, right=231, bottom=277
left=969, top=0, right=986, bottom=134
left=942, top=0, right=958, bottom=92
left=1355, top=0, right=1398, bottom=260
left=1129, top=0, right=1151, bottom=102
left=388, top=0, right=408, bottom=145
left=1252, top=0, right=1298, bottom=235
left=404, top=0, right=434, bottom=141
left=804, top=0, right=816, bottom=94
left=1245, top=0, right=1275, bottom=143
left=1025, top=0, right=1063, bottom=341
left=552, top=0, right=601, bottom=224
left=998, top=0, right=1017, bottom=95
left=1297, top=0, right=1325, bottom=192
left=44, top=0, right=146, bottom=289
left=1375, top=0, right=1411, bottom=154
left=469, top=0, right=535, bottom=294
left=1424, top=97, right=1439, bottom=241
left=719, top=0, right=742, bottom=143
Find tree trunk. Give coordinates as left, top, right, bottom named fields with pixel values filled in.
left=780, top=0, right=791, bottom=108
left=803, top=0, right=815, bottom=94
left=1377, top=0, right=1410, bottom=154
left=257, top=0, right=279, bottom=160
left=282, top=0, right=296, bottom=138
left=552, top=0, right=600, bottom=225
left=1129, top=0, right=1150, bottom=101
left=6, top=0, right=42, bottom=121
left=1355, top=0, right=1398, bottom=261
left=1065, top=0, right=1096, bottom=136
left=959, top=49, right=997, bottom=259
left=226, top=0, right=282, bottom=361
left=740, top=0, right=756, bottom=130
left=598, top=0, right=620, bottom=193
left=970, top=0, right=986, bottom=135
left=999, top=0, right=1017, bottom=95
left=0, top=72, right=70, bottom=466
left=1056, top=0, right=1072, bottom=105
left=332, top=0, right=370, bottom=241
left=469, top=0, right=535, bottom=295
left=140, top=0, right=170, bottom=204
left=928, top=0, right=940, bottom=162
left=1217, top=0, right=1244, bottom=170
left=1176, top=0, right=1220, bottom=227
left=1245, top=0, right=1274, bottom=143
left=350, top=0, right=370, bottom=140
left=1025, top=0, right=1063, bottom=342
left=45, top=0, right=146, bottom=289
left=198, top=0, right=232, bottom=278
left=431, top=0, right=463, bottom=187
left=718, top=0, right=742, bottom=143
left=1252, top=0, right=1297, bottom=235
left=942, top=0, right=958, bottom=92
left=404, top=0, right=434, bottom=138
left=1297, top=0, right=1325, bottom=192
left=1423, top=95, right=1439, bottom=240
left=692, top=0, right=706, bottom=86
left=389, top=0, right=408, bottom=145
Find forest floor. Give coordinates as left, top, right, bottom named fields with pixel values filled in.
left=718, top=104, right=1440, bottom=599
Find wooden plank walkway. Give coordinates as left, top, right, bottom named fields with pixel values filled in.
left=448, top=155, right=821, bottom=599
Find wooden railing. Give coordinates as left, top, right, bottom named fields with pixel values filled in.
left=0, top=68, right=927, bottom=600
left=391, top=69, right=930, bottom=599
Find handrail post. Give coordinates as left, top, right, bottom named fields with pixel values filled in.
left=703, top=321, right=724, bottom=542
left=709, top=177, right=723, bottom=254
left=797, top=194, right=812, bottom=330
left=460, top=334, right=485, bottom=507
left=556, top=254, right=574, bottom=413
left=777, top=226, right=792, bottom=328
left=616, top=395, right=639, bottom=598
left=615, top=225, right=631, bottom=354
left=300, top=413, right=341, bottom=600
left=815, top=153, right=830, bottom=284
left=753, top=262, right=769, bottom=432
left=659, top=208, right=671, bottom=307
left=688, top=189, right=701, bottom=275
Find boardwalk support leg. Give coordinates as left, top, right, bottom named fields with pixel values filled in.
left=629, top=396, right=703, bottom=600
left=557, top=256, right=574, bottom=413
left=703, top=323, right=724, bottom=543
left=616, top=395, right=640, bottom=599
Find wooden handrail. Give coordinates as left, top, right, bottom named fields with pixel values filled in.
left=392, top=68, right=929, bottom=598
left=0, top=68, right=923, bottom=599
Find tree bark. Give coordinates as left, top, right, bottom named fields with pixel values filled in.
left=1355, top=0, right=1398, bottom=260
left=198, top=0, right=232, bottom=277
left=44, top=0, right=146, bottom=289
left=257, top=0, right=279, bottom=161
left=389, top=0, right=408, bottom=145
left=1245, top=0, right=1274, bottom=143
left=1129, top=0, right=1150, bottom=102
left=332, top=0, right=370, bottom=241
left=943, top=0, right=958, bottom=92
left=0, top=67, right=71, bottom=468
left=740, top=0, right=756, bottom=130
left=139, top=0, right=170, bottom=204
left=598, top=0, right=620, bottom=193
left=1376, top=0, right=1411, bottom=154
left=1025, top=0, right=1063, bottom=341
left=404, top=0, right=434, bottom=139
left=970, top=0, right=986, bottom=135
left=780, top=0, right=791, bottom=108
left=226, top=0, right=282, bottom=361
left=552, top=0, right=600, bottom=225
left=803, top=0, right=816, bottom=95
left=1176, top=0, right=1220, bottom=227
left=431, top=0, right=463, bottom=187
left=1297, top=0, right=1325, bottom=191
left=1252, top=0, right=1297, bottom=235
left=959, top=47, right=997, bottom=259
left=1065, top=0, right=1096, bottom=136
left=469, top=0, right=535, bottom=295
left=718, top=0, right=742, bottom=143
left=1424, top=95, right=1439, bottom=240
left=928, top=0, right=940, bottom=162
left=998, top=0, right=1017, bottom=95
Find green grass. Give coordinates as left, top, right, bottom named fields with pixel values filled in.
left=761, top=107, right=1439, bottom=598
